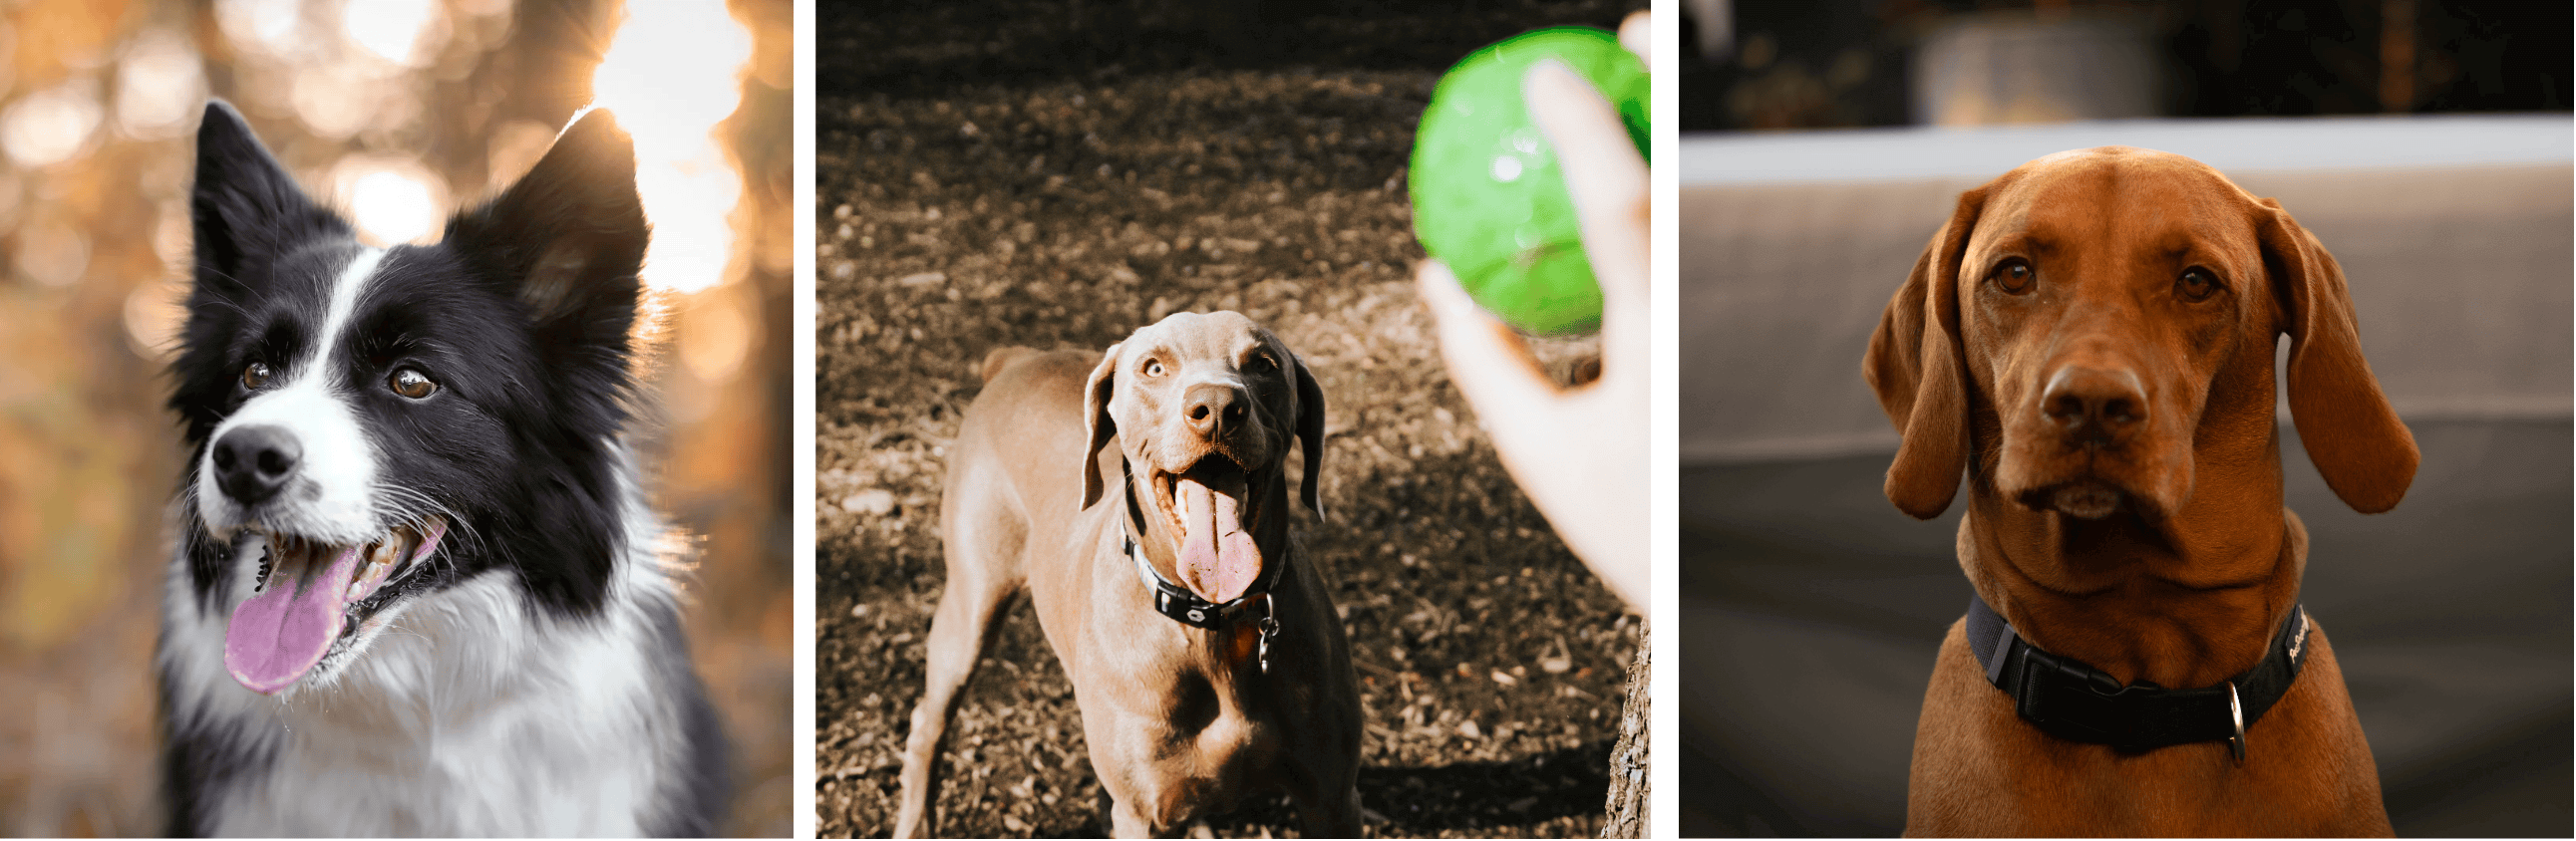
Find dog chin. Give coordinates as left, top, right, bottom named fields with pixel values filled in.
left=2010, top=477, right=2167, bottom=521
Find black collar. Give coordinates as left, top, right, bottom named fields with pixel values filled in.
left=1121, top=475, right=1287, bottom=630
left=1965, top=592, right=2310, bottom=760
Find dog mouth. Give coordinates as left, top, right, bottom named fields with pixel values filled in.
left=2016, top=478, right=2129, bottom=520
left=1148, top=454, right=1265, bottom=604
left=224, top=518, right=447, bottom=695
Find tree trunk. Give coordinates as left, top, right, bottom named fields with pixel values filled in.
left=1601, top=620, right=1648, bottom=838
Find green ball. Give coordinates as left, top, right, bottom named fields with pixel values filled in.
left=1411, top=26, right=1649, bottom=336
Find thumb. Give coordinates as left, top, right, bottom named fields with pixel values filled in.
left=1418, top=259, right=1566, bottom=422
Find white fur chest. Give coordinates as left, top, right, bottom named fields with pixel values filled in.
left=164, top=568, right=686, bottom=837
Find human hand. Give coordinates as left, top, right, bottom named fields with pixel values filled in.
left=1419, top=11, right=1651, bottom=609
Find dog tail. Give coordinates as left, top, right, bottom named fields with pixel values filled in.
left=978, top=346, right=1040, bottom=384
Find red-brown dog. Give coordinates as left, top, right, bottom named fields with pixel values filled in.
left=1866, top=146, right=2415, bottom=836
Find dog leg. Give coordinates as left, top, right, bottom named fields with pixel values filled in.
left=1280, top=737, right=1364, bottom=839
left=1289, top=780, right=1363, bottom=839
left=1107, top=793, right=1164, bottom=839
left=890, top=559, right=1018, bottom=838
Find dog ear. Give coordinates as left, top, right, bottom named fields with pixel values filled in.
left=444, top=107, right=648, bottom=371
left=190, top=101, right=347, bottom=294
left=1291, top=352, right=1328, bottom=522
left=2260, top=201, right=2417, bottom=513
left=1080, top=342, right=1123, bottom=510
left=1865, top=186, right=1985, bottom=519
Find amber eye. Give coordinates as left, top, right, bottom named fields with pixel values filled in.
left=1991, top=259, right=2035, bottom=293
left=389, top=368, right=438, bottom=400
left=1141, top=359, right=1165, bottom=377
left=240, top=362, right=273, bottom=390
left=2177, top=267, right=2219, bottom=302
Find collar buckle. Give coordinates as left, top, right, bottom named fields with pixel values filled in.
left=2226, top=681, right=2246, bottom=763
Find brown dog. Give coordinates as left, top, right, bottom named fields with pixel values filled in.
left=1865, top=146, right=2416, bottom=836
left=892, top=311, right=1362, bottom=838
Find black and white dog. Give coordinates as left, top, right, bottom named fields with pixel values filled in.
left=156, top=101, right=730, bottom=836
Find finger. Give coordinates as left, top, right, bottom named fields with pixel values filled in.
left=1523, top=59, right=1652, bottom=384
left=1523, top=60, right=1649, bottom=302
left=1619, top=11, right=1652, bottom=74
left=1417, top=259, right=1565, bottom=419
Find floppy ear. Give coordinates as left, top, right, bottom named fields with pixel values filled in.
left=1079, top=343, right=1124, bottom=509
left=190, top=101, right=348, bottom=295
left=1864, top=186, right=1985, bottom=519
left=1291, top=353, right=1328, bottom=521
left=444, top=108, right=648, bottom=377
left=2259, top=201, right=2417, bottom=513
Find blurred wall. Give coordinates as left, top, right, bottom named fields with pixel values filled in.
left=1679, top=0, right=2573, bottom=131
left=1679, top=116, right=2572, bottom=462
left=0, top=0, right=791, bottom=835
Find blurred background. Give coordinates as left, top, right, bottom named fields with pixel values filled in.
left=0, top=0, right=791, bottom=835
left=1676, top=0, right=2569, bottom=836
left=1678, top=0, right=2568, bottom=129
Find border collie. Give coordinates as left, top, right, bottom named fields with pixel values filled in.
left=155, top=101, right=729, bottom=836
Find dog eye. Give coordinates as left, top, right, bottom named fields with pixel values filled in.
left=1141, top=358, right=1165, bottom=378
left=2177, top=267, right=2219, bottom=301
left=388, top=368, right=439, bottom=400
left=240, top=362, right=273, bottom=390
left=1991, top=260, right=2035, bottom=293
left=1246, top=354, right=1277, bottom=373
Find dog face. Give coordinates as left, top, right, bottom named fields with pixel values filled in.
left=1079, top=311, right=1326, bottom=603
left=168, top=102, right=648, bottom=696
left=1866, top=146, right=2416, bottom=525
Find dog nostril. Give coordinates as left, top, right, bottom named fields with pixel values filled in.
left=2046, top=394, right=2087, bottom=422
left=1189, top=404, right=1211, bottom=421
left=256, top=448, right=294, bottom=476
left=212, top=445, right=238, bottom=470
left=2100, top=398, right=2138, bottom=424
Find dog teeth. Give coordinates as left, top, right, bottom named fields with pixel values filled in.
left=346, top=536, right=406, bottom=601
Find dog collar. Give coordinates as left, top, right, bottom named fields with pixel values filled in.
left=1965, top=593, right=2310, bottom=761
left=1121, top=523, right=1286, bottom=630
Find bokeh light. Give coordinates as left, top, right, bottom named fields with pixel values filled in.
left=590, top=2, right=753, bottom=294
left=336, top=158, right=444, bottom=245
left=114, top=32, right=205, bottom=140
left=215, top=0, right=307, bottom=59
left=2, top=81, right=103, bottom=167
left=341, top=0, right=441, bottom=67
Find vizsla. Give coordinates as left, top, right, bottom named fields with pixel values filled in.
left=1866, top=146, right=2416, bottom=836
left=892, top=311, right=1362, bottom=838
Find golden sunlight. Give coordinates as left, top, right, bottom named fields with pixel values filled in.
left=337, top=157, right=444, bottom=246
left=589, top=2, right=753, bottom=295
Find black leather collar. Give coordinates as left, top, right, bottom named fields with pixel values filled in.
left=1123, top=528, right=1284, bottom=629
left=1965, top=593, right=2310, bottom=760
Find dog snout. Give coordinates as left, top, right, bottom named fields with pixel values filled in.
left=1182, top=382, right=1248, bottom=438
left=212, top=424, right=301, bottom=504
left=2040, top=365, right=2146, bottom=444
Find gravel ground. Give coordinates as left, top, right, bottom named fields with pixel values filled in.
left=813, top=2, right=1642, bottom=837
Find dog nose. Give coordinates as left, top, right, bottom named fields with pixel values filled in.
left=212, top=424, right=300, bottom=504
left=2041, top=366, right=2146, bottom=441
left=1183, top=383, right=1248, bottom=437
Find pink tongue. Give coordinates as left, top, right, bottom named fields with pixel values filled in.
left=1175, top=478, right=1261, bottom=603
left=225, top=544, right=362, bottom=695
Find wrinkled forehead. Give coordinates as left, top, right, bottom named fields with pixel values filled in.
left=1121, top=311, right=1276, bottom=368
left=1971, top=149, right=2261, bottom=264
